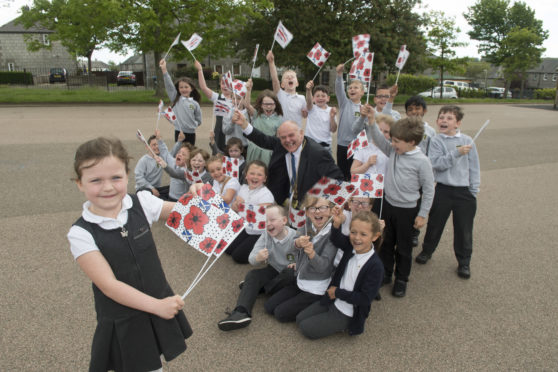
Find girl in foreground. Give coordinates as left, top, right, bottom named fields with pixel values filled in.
left=67, top=137, right=192, bottom=371
left=296, top=208, right=384, bottom=339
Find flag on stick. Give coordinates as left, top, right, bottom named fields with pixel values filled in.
left=350, top=173, right=384, bottom=198
left=250, top=44, right=260, bottom=79
left=181, top=33, right=202, bottom=60
left=307, top=43, right=331, bottom=68
left=272, top=21, right=293, bottom=50
left=349, top=52, right=374, bottom=86
left=394, top=45, right=410, bottom=85
left=352, top=34, right=370, bottom=58
left=288, top=206, right=306, bottom=229
left=163, top=32, right=181, bottom=60
left=346, top=130, right=370, bottom=159
left=307, top=177, right=358, bottom=207
left=156, top=100, right=164, bottom=130
left=222, top=156, right=241, bottom=178
left=136, top=129, right=157, bottom=157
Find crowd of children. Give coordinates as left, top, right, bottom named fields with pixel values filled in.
left=68, top=53, right=482, bottom=369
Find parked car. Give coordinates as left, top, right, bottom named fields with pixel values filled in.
left=443, top=80, right=470, bottom=89
left=49, top=68, right=67, bottom=83
left=418, top=86, right=458, bottom=99
left=487, top=87, right=512, bottom=98
left=117, top=71, right=137, bottom=86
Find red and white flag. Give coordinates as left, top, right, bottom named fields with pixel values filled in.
left=223, top=71, right=233, bottom=91
left=213, top=210, right=245, bottom=257
left=347, top=130, right=369, bottom=159
left=350, top=173, right=384, bottom=198
left=252, top=44, right=260, bottom=63
left=237, top=203, right=267, bottom=231
left=307, top=177, right=358, bottom=207
left=136, top=129, right=149, bottom=146
left=163, top=106, right=177, bottom=125
left=214, top=101, right=232, bottom=117
left=395, top=45, right=410, bottom=70
left=349, top=52, right=374, bottom=84
left=185, top=169, right=206, bottom=184
left=307, top=42, right=331, bottom=68
left=232, top=79, right=247, bottom=98
left=181, top=33, right=203, bottom=51
left=222, top=156, right=240, bottom=178
left=352, top=34, right=370, bottom=58
left=274, top=21, right=293, bottom=49
left=289, top=206, right=306, bottom=229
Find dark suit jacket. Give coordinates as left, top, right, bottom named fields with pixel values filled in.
left=245, top=126, right=344, bottom=206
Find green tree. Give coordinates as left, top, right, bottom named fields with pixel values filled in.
left=108, top=0, right=271, bottom=96
left=237, top=0, right=427, bottom=82
left=17, top=0, right=121, bottom=78
left=424, top=11, right=467, bottom=98
left=464, top=59, right=491, bottom=88
left=496, top=27, right=545, bottom=97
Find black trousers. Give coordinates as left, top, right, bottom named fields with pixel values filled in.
left=379, top=199, right=419, bottom=282
left=422, top=184, right=477, bottom=266
left=174, top=130, right=196, bottom=146
left=225, top=230, right=260, bottom=264
left=336, top=145, right=353, bottom=181
left=264, top=284, right=321, bottom=323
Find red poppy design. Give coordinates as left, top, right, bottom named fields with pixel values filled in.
left=186, top=172, right=193, bottom=182
left=360, top=179, right=373, bottom=191
left=179, top=193, right=194, bottom=206
left=215, top=239, right=227, bottom=255
left=246, top=210, right=256, bottom=223
left=367, top=54, right=373, bottom=62
left=172, top=115, right=176, bottom=120
left=289, top=212, right=294, bottom=221
left=233, top=159, right=238, bottom=166
left=376, top=174, right=384, bottom=182
left=375, top=189, right=383, bottom=197
left=345, top=184, right=355, bottom=193
left=222, top=165, right=227, bottom=173
left=232, top=218, right=244, bottom=233
left=183, top=206, right=209, bottom=235
left=357, top=58, right=364, bottom=70
left=318, top=177, right=330, bottom=185
left=307, top=51, right=313, bottom=58
left=237, top=203, right=245, bottom=212
left=324, top=52, right=330, bottom=58
left=297, top=220, right=306, bottom=228
left=217, top=214, right=230, bottom=229
left=350, top=64, right=356, bottom=73
left=351, top=174, right=360, bottom=183
left=318, top=61, right=324, bottom=67
left=199, top=184, right=215, bottom=201
left=226, top=162, right=232, bottom=172
left=258, top=221, right=266, bottom=230
left=352, top=139, right=360, bottom=149
left=258, top=205, right=266, bottom=215
left=309, top=188, right=321, bottom=195
left=297, top=210, right=305, bottom=217
left=199, top=237, right=217, bottom=254
left=232, top=171, right=238, bottom=178
left=323, top=184, right=341, bottom=195
left=334, top=196, right=345, bottom=205
left=315, top=49, right=322, bottom=60
left=362, top=140, right=369, bottom=147
left=363, top=68, right=371, bottom=77
left=167, top=211, right=182, bottom=229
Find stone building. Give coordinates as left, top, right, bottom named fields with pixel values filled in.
left=0, top=17, right=76, bottom=76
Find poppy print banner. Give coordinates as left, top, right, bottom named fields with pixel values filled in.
left=289, top=205, right=306, bottom=229
left=222, top=156, right=240, bottom=179
left=232, top=79, right=248, bottom=98
left=347, top=129, right=369, bottom=159
left=162, top=106, right=177, bottom=125
left=307, top=42, right=331, bottom=68
left=349, top=52, right=374, bottom=85
left=350, top=173, right=384, bottom=198
left=307, top=177, right=358, bottom=206
left=237, top=203, right=267, bottom=231
left=166, top=194, right=231, bottom=256
left=352, top=34, right=370, bottom=59
left=395, top=45, right=410, bottom=70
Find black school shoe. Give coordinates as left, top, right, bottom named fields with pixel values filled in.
left=415, top=251, right=432, bottom=264
left=457, top=265, right=471, bottom=279
left=392, top=279, right=407, bottom=298
left=217, top=310, right=252, bottom=331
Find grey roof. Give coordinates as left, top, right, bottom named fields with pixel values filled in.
left=121, top=54, right=143, bottom=65
left=526, top=58, right=558, bottom=73
left=0, top=17, right=53, bottom=34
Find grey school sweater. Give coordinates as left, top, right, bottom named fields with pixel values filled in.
left=428, top=133, right=481, bottom=196
left=158, top=140, right=188, bottom=200
left=369, top=122, right=435, bottom=218
left=248, top=227, right=297, bottom=272
left=335, top=75, right=362, bottom=147
left=163, top=72, right=202, bottom=133
left=134, top=154, right=163, bottom=190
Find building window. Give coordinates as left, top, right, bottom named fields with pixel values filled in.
left=233, top=64, right=241, bottom=76
left=42, top=34, right=50, bottom=46
left=532, top=74, right=537, bottom=81
left=553, top=74, right=557, bottom=82
left=214, top=65, right=223, bottom=74
left=8, top=62, right=15, bottom=71
left=543, top=73, right=548, bottom=81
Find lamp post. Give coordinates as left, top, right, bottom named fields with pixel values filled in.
left=484, top=69, right=488, bottom=97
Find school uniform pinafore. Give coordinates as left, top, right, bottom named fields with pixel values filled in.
left=74, top=194, right=192, bottom=372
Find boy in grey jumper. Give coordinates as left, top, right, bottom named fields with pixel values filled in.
left=363, top=105, right=435, bottom=297
left=134, top=135, right=169, bottom=200
left=415, top=106, right=480, bottom=279
left=218, top=205, right=297, bottom=331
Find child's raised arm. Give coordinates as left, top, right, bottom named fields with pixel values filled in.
left=329, top=107, right=338, bottom=133
left=266, top=50, right=280, bottom=94
left=77, top=251, right=184, bottom=320
left=195, top=60, right=214, bottom=99
left=305, top=80, right=314, bottom=111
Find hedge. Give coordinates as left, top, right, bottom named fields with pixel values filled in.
left=385, top=74, right=437, bottom=95
left=534, top=88, right=556, bottom=100
left=0, top=71, right=34, bottom=85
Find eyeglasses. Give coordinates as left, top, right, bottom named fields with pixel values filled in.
left=350, top=200, right=370, bottom=207
left=375, top=94, right=390, bottom=99
left=307, top=205, right=330, bottom=213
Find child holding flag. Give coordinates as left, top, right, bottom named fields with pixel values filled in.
left=160, top=59, right=202, bottom=145
left=218, top=204, right=297, bottom=331
left=305, top=80, right=338, bottom=151
left=267, top=50, right=307, bottom=127
left=67, top=137, right=192, bottom=371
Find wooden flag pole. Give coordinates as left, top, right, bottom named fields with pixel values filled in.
left=394, top=69, right=402, bottom=86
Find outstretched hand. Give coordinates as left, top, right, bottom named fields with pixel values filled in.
left=155, top=295, right=184, bottom=320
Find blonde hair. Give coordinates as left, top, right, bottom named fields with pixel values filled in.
left=375, top=113, right=395, bottom=128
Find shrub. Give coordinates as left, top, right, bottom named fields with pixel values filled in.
left=236, top=76, right=273, bottom=91
left=456, top=88, right=486, bottom=98
left=534, top=88, right=556, bottom=100
left=0, top=71, right=34, bottom=85
left=385, top=74, right=437, bottom=94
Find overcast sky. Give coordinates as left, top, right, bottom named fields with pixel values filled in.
left=1, top=0, right=556, bottom=64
